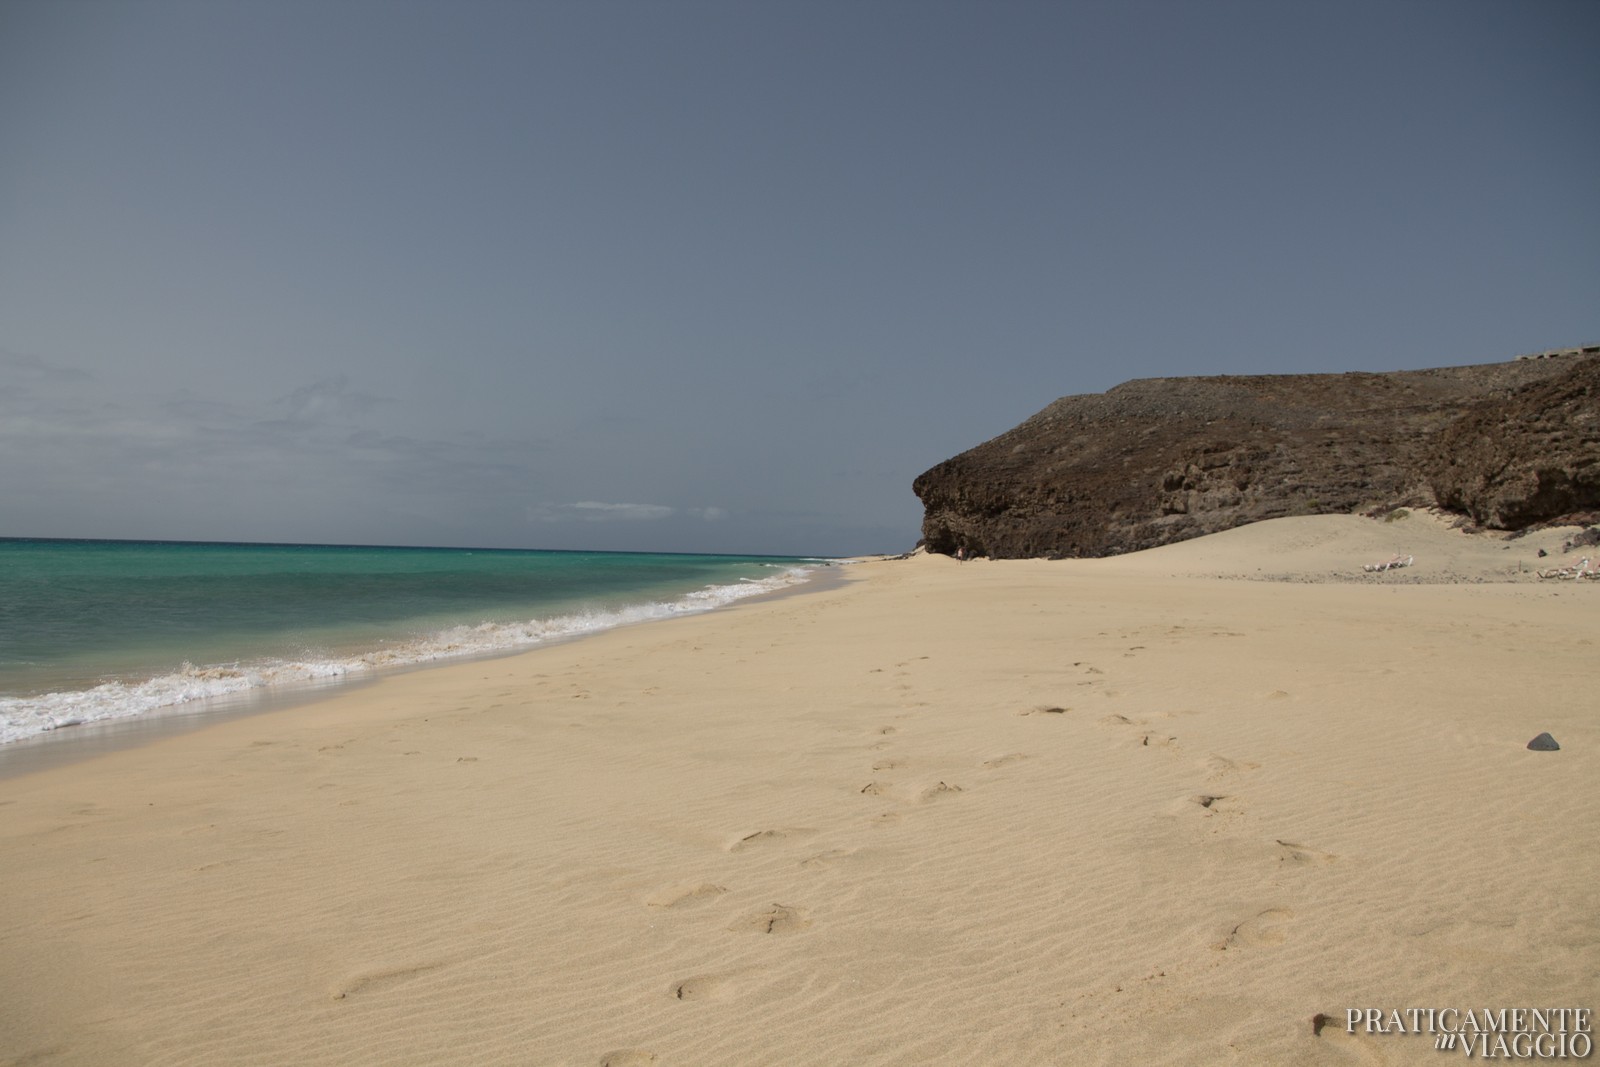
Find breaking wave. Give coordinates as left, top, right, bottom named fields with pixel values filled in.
left=0, top=565, right=815, bottom=745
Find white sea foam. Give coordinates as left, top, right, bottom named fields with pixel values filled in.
left=0, top=566, right=816, bottom=746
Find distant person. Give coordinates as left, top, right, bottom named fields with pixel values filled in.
left=956, top=547, right=966, bottom=563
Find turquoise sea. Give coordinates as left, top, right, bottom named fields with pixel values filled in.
left=0, top=538, right=824, bottom=744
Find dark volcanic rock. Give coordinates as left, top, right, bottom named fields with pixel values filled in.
left=1429, top=357, right=1600, bottom=528
left=1527, top=732, right=1560, bottom=752
left=913, top=355, right=1599, bottom=559
left=1565, top=527, right=1600, bottom=551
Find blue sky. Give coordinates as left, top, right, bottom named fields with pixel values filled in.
left=1, top=0, right=1595, bottom=555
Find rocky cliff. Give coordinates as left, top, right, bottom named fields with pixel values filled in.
left=913, top=354, right=1600, bottom=559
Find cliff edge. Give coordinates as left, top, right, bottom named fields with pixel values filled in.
left=913, top=353, right=1600, bottom=559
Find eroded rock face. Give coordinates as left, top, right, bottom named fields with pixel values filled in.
left=1428, top=357, right=1600, bottom=528
left=913, top=356, right=1599, bottom=559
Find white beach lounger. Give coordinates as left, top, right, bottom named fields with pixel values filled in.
left=1538, top=556, right=1592, bottom=580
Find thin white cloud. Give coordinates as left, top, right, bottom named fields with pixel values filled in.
left=0, top=365, right=554, bottom=541
left=0, top=348, right=94, bottom=384
left=279, top=376, right=390, bottom=423
left=529, top=501, right=682, bottom=523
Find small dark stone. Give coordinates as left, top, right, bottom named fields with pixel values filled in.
left=1537, top=548, right=1548, bottom=557
left=1527, top=732, right=1560, bottom=751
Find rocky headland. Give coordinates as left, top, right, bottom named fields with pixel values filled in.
left=913, top=352, right=1600, bottom=559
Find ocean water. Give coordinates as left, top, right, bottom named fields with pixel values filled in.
left=0, top=538, right=824, bottom=745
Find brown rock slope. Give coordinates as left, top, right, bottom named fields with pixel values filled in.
left=913, top=354, right=1599, bottom=559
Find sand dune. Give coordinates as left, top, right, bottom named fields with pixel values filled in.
left=2, top=514, right=1595, bottom=1066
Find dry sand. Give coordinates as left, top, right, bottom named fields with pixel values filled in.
left=2, top=514, right=1596, bottom=1066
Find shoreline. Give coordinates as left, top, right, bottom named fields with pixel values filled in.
left=2, top=517, right=1595, bottom=1066
left=0, top=561, right=848, bottom=781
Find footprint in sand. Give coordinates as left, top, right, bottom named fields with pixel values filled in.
left=1217, top=908, right=1294, bottom=950
left=1101, top=714, right=1177, bottom=749
left=1018, top=705, right=1069, bottom=717
left=980, top=753, right=1029, bottom=769
left=645, top=883, right=728, bottom=910
left=872, top=758, right=903, bottom=771
left=1276, top=840, right=1338, bottom=866
left=1163, top=793, right=1242, bottom=819
left=859, top=781, right=894, bottom=797
left=669, top=974, right=734, bottom=1002
left=733, top=903, right=811, bottom=935
left=799, top=848, right=855, bottom=869
left=1310, top=1021, right=1389, bottom=1064
left=918, top=781, right=964, bottom=802
left=329, top=959, right=450, bottom=1000
left=1200, top=754, right=1260, bottom=780
left=598, top=1051, right=659, bottom=1067
left=727, top=828, right=816, bottom=853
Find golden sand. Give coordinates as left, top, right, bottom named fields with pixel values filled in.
left=2, top=514, right=1596, bottom=1066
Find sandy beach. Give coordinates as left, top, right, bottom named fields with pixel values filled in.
left=2, top=513, right=1596, bottom=1067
